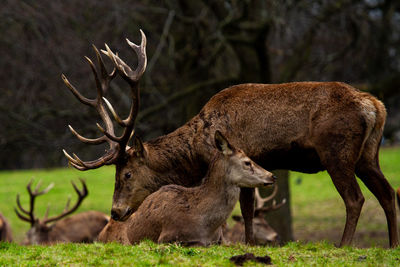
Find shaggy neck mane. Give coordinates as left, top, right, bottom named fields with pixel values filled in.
left=144, top=125, right=208, bottom=186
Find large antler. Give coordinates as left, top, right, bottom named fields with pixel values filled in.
left=62, top=30, right=147, bottom=170
left=254, top=185, right=286, bottom=213
left=14, top=179, right=54, bottom=226
left=42, top=178, right=88, bottom=224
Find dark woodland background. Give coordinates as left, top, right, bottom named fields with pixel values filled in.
left=1, top=0, right=399, bottom=170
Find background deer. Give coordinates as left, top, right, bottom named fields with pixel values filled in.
left=62, top=31, right=398, bottom=247
left=97, top=131, right=275, bottom=246
left=224, top=185, right=286, bottom=245
left=0, top=212, right=13, bottom=242
left=15, top=179, right=109, bottom=245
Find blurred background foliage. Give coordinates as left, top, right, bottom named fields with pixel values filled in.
left=0, top=0, right=399, bottom=169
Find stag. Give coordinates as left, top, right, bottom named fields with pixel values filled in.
left=15, top=179, right=108, bottom=245
left=224, top=185, right=286, bottom=245
left=62, top=30, right=398, bottom=247
left=97, top=131, right=275, bottom=245
left=0, top=212, right=13, bottom=242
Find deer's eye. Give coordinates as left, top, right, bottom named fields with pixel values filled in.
left=125, top=172, right=132, bottom=179
left=244, top=161, right=251, bottom=166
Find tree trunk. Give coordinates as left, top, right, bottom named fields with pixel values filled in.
left=259, top=170, right=293, bottom=244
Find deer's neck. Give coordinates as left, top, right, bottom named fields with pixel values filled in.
left=197, top=154, right=240, bottom=231
left=144, top=124, right=208, bottom=187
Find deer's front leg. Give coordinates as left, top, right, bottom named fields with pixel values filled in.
left=239, top=187, right=255, bottom=245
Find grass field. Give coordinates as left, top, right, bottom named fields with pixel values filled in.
left=0, top=146, right=399, bottom=265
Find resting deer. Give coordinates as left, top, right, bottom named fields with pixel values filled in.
left=62, top=30, right=398, bottom=247
left=15, top=179, right=109, bottom=245
left=97, top=131, right=275, bottom=245
left=224, top=185, right=286, bottom=245
left=0, top=212, right=13, bottom=242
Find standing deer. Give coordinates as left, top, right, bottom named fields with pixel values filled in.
left=224, top=185, right=286, bottom=245
left=0, top=212, right=13, bottom=242
left=97, top=131, right=275, bottom=245
left=15, top=179, right=109, bottom=245
left=62, top=30, right=398, bottom=247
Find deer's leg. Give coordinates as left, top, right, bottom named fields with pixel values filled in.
left=356, top=160, right=398, bottom=248
left=239, top=187, right=255, bottom=245
left=326, top=166, right=365, bottom=247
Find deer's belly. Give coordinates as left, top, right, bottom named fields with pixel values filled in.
left=257, top=146, right=325, bottom=174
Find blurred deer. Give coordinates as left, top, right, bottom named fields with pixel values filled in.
left=62, top=30, right=397, bottom=247
left=0, top=212, right=13, bottom=242
left=224, top=185, right=286, bottom=245
left=98, top=131, right=276, bottom=246
left=15, top=179, right=108, bottom=245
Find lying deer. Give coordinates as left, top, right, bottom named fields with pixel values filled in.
left=224, top=185, right=286, bottom=245
left=97, top=131, right=275, bottom=245
left=15, top=179, right=109, bottom=245
left=62, top=31, right=398, bottom=247
left=0, top=212, right=13, bottom=242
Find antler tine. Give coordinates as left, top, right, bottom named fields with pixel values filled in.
left=125, top=29, right=147, bottom=80
left=16, top=194, right=30, bottom=215
left=61, top=74, right=96, bottom=107
left=36, top=182, right=55, bottom=196
left=14, top=207, right=32, bottom=223
left=68, top=125, right=108, bottom=145
left=84, top=55, right=104, bottom=100
left=257, top=198, right=287, bottom=213
left=102, top=97, right=125, bottom=127
left=43, top=179, right=88, bottom=224
left=255, top=184, right=279, bottom=209
left=72, top=178, right=89, bottom=197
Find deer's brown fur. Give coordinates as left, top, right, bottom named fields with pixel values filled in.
left=24, top=211, right=109, bottom=245
left=63, top=32, right=397, bottom=247
left=0, top=212, right=12, bottom=242
left=98, top=131, right=275, bottom=246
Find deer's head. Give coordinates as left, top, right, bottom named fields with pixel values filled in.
left=15, top=179, right=88, bottom=244
left=214, top=131, right=276, bottom=188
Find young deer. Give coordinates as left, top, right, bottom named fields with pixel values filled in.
left=0, top=212, right=13, bottom=242
left=15, top=179, right=108, bottom=245
left=62, top=31, right=398, bottom=247
left=97, top=131, right=275, bottom=246
left=224, top=185, right=286, bottom=245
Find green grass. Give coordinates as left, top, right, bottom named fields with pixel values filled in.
left=290, top=146, right=400, bottom=247
left=0, top=147, right=399, bottom=265
left=1, top=241, right=400, bottom=266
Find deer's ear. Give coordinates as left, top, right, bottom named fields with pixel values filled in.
left=133, top=135, right=146, bottom=158
left=214, top=130, right=234, bottom=156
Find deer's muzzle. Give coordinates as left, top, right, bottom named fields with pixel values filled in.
left=111, top=207, right=133, bottom=221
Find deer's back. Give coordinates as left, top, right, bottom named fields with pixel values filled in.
left=49, top=211, right=109, bottom=243
left=190, top=82, right=383, bottom=172
left=126, top=184, right=204, bottom=243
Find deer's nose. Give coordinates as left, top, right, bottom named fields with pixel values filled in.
left=110, top=209, right=121, bottom=221
left=272, top=175, right=277, bottom=181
